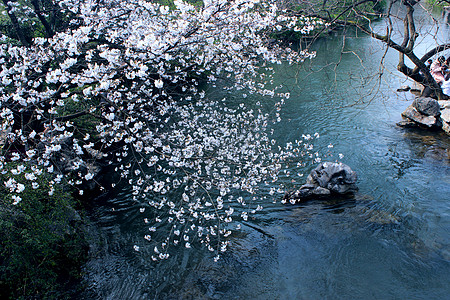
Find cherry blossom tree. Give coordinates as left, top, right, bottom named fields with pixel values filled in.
left=0, top=0, right=326, bottom=261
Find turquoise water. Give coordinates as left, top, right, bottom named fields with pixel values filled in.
left=80, top=10, right=450, bottom=300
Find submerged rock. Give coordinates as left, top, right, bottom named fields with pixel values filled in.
left=285, top=162, right=358, bottom=203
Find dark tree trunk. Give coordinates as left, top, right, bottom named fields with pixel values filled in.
left=30, top=0, right=54, bottom=38
left=1, top=0, right=29, bottom=46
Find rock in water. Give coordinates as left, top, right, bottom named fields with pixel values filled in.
left=306, top=162, right=358, bottom=194
left=398, top=98, right=450, bottom=134
left=396, top=119, right=419, bottom=128
left=285, top=162, right=358, bottom=202
left=412, top=97, right=441, bottom=117
left=401, top=105, right=441, bottom=128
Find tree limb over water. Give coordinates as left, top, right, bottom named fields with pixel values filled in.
left=286, top=0, right=450, bottom=99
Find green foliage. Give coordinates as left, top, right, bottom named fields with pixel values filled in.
left=279, top=0, right=386, bottom=41
left=0, top=0, right=41, bottom=43
left=426, top=0, right=447, bottom=10
left=0, top=0, right=71, bottom=44
left=325, top=0, right=385, bottom=21
left=373, top=0, right=387, bottom=13
left=0, top=163, right=88, bottom=299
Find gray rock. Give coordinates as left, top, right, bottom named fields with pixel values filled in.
left=401, top=105, right=441, bottom=127
left=307, top=162, right=358, bottom=194
left=285, top=162, right=358, bottom=203
left=287, top=188, right=312, bottom=199
left=299, top=183, right=316, bottom=189
left=441, top=108, right=450, bottom=123
left=312, top=186, right=331, bottom=195
left=412, top=97, right=441, bottom=116
left=397, top=119, right=419, bottom=128
left=290, top=184, right=317, bottom=198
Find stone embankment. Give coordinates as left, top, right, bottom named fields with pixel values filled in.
left=398, top=97, right=450, bottom=135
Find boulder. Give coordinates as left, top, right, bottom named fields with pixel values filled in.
left=285, top=162, right=358, bottom=202
left=412, top=97, right=441, bottom=117
left=401, top=105, right=441, bottom=128
left=306, top=162, right=358, bottom=194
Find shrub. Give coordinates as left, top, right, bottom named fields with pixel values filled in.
left=0, top=164, right=88, bottom=299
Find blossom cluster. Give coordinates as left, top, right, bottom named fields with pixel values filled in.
left=0, top=0, right=320, bottom=260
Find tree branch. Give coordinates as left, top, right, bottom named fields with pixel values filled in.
left=30, top=0, right=55, bottom=38
left=1, top=0, right=29, bottom=46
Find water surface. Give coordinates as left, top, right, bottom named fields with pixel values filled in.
left=81, top=8, right=450, bottom=300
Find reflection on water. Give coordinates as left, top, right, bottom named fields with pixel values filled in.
left=80, top=9, right=450, bottom=300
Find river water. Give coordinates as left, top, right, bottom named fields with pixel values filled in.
left=80, top=8, right=450, bottom=300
